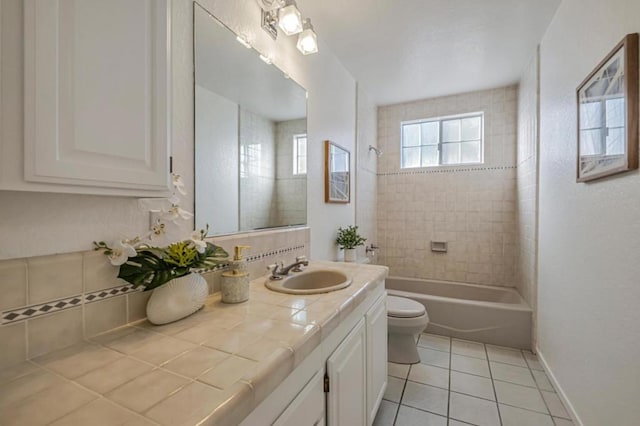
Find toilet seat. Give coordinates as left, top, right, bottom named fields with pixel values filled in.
left=387, top=295, right=426, bottom=318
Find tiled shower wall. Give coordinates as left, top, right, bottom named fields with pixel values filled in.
left=516, top=50, right=540, bottom=346
left=275, top=118, right=307, bottom=227
left=377, top=86, right=518, bottom=286
left=0, top=227, right=309, bottom=370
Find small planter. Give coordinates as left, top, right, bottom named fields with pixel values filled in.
left=146, top=273, right=208, bottom=325
left=344, top=248, right=357, bottom=262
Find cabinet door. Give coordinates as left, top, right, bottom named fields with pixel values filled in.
left=327, top=318, right=366, bottom=426
left=273, top=369, right=325, bottom=426
left=366, top=295, right=388, bottom=425
left=23, top=0, right=171, bottom=192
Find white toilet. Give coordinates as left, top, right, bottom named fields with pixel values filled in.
left=387, top=295, right=430, bottom=364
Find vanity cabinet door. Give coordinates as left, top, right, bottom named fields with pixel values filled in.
left=22, top=0, right=171, bottom=194
left=366, top=294, right=387, bottom=425
left=273, top=369, right=325, bottom=426
left=327, top=318, right=367, bottom=426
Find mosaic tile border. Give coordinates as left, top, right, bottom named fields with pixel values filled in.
left=378, top=165, right=517, bottom=176
left=1, top=244, right=307, bottom=325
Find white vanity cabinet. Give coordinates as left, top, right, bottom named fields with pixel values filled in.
left=4, top=0, right=172, bottom=196
left=273, top=369, right=326, bottom=426
left=366, top=295, right=388, bottom=424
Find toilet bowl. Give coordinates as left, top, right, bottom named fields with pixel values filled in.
left=387, top=295, right=429, bottom=364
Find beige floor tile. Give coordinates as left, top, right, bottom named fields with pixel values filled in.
left=0, top=361, right=38, bottom=386
left=450, top=370, right=495, bottom=401
left=553, top=416, right=574, bottom=425
left=523, top=351, right=544, bottom=371
left=451, top=338, right=487, bottom=359
left=407, top=363, right=449, bottom=389
left=451, top=354, right=491, bottom=377
left=448, top=421, right=469, bottom=426
left=388, top=362, right=410, bottom=379
left=0, top=368, right=65, bottom=409
left=0, top=382, right=96, bottom=426
left=106, top=370, right=189, bottom=413
left=490, top=361, right=536, bottom=387
left=485, top=345, right=527, bottom=367
left=541, top=390, right=570, bottom=419
left=145, top=382, right=225, bottom=426
left=401, top=381, right=448, bottom=416
left=417, top=333, right=451, bottom=352
left=383, top=376, right=405, bottom=403
left=499, top=403, right=554, bottom=426
left=75, top=357, right=154, bottom=394
left=395, top=404, right=447, bottom=425
left=129, top=336, right=196, bottom=366
left=494, top=381, right=547, bottom=413
left=373, top=400, right=398, bottom=426
left=532, top=369, right=554, bottom=391
left=197, top=355, right=258, bottom=389
left=50, top=398, right=154, bottom=426
left=162, top=347, right=229, bottom=378
left=417, top=347, right=450, bottom=368
left=33, top=343, right=123, bottom=379
left=449, top=392, right=500, bottom=426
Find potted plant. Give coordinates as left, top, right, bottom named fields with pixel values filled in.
left=336, top=225, right=366, bottom=262
left=94, top=174, right=229, bottom=325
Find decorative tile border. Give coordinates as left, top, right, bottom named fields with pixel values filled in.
left=378, top=165, right=517, bottom=177
left=1, top=244, right=307, bottom=325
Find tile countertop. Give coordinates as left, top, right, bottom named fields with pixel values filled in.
left=0, top=261, right=388, bottom=426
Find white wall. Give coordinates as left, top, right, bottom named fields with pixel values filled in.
left=538, top=1, right=640, bottom=424
left=0, top=0, right=357, bottom=261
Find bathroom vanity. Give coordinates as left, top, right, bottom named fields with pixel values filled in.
left=0, top=262, right=388, bottom=426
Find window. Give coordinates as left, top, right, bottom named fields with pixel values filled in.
left=401, top=113, right=484, bottom=168
left=293, top=134, right=307, bottom=175
left=240, top=143, right=262, bottom=178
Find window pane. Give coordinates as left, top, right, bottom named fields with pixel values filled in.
left=298, top=137, right=307, bottom=155
left=606, top=98, right=625, bottom=129
left=420, top=121, right=438, bottom=145
left=442, top=120, right=461, bottom=142
left=580, top=129, right=603, bottom=155
left=441, top=143, right=460, bottom=165
left=421, top=145, right=438, bottom=166
left=402, top=124, right=420, bottom=147
left=460, top=141, right=481, bottom=163
left=580, top=101, right=602, bottom=129
left=461, top=117, right=481, bottom=141
left=298, top=156, right=307, bottom=174
left=606, top=127, right=625, bottom=155
left=402, top=147, right=421, bottom=168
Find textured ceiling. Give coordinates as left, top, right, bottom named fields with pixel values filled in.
left=297, top=0, right=560, bottom=105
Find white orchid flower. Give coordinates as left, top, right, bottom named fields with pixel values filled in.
left=161, top=205, right=194, bottom=224
left=171, top=173, right=187, bottom=196
left=149, top=221, right=167, bottom=241
left=168, top=192, right=181, bottom=205
left=189, top=230, right=207, bottom=253
left=108, top=240, right=136, bottom=266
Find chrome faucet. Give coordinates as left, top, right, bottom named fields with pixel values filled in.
left=267, top=256, right=309, bottom=280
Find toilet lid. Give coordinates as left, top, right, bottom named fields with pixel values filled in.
left=387, top=296, right=426, bottom=318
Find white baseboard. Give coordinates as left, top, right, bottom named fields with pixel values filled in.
left=536, top=347, right=584, bottom=426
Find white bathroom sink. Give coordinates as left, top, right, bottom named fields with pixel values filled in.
left=265, top=269, right=352, bottom=295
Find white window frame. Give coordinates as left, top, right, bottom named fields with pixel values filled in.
left=293, top=133, right=307, bottom=175
left=400, top=112, right=485, bottom=168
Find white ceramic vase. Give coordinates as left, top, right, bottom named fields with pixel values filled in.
left=146, top=273, right=208, bottom=325
left=344, top=248, right=357, bottom=262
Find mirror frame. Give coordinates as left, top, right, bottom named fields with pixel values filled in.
left=576, top=32, right=639, bottom=182
left=324, top=140, right=350, bottom=204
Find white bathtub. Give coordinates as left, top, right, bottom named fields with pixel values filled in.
left=386, top=276, right=532, bottom=349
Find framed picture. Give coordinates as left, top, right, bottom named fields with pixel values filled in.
left=576, top=33, right=638, bottom=182
left=324, top=140, right=350, bottom=203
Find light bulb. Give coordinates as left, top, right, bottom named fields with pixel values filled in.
left=278, top=3, right=303, bottom=35
left=296, top=20, right=318, bottom=55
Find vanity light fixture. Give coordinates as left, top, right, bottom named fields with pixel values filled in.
left=296, top=19, right=318, bottom=55
left=236, top=35, right=252, bottom=49
left=278, top=0, right=303, bottom=36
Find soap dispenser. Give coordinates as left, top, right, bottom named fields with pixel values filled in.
left=221, top=245, right=251, bottom=304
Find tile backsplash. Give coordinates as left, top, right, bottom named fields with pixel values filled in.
left=0, top=227, right=309, bottom=369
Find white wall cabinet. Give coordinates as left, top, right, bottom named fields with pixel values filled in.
left=11, top=0, right=172, bottom=196
left=366, top=295, right=388, bottom=424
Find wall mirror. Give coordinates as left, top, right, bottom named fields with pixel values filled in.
left=194, top=3, right=308, bottom=234
left=576, top=33, right=638, bottom=182
left=324, top=140, right=350, bottom=203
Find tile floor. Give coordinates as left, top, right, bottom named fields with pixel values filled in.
left=374, top=333, right=574, bottom=426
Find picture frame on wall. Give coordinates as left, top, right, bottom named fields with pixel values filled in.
left=576, top=33, right=639, bottom=182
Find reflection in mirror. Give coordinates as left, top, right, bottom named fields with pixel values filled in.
left=324, top=141, right=350, bottom=204
left=194, top=3, right=307, bottom=234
